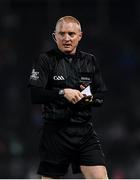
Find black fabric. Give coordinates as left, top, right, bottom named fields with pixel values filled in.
left=30, top=86, right=104, bottom=106
left=30, top=86, right=60, bottom=104
left=37, top=123, right=106, bottom=177
left=28, top=48, right=107, bottom=124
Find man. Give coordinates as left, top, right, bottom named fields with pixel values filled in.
left=29, top=16, right=108, bottom=179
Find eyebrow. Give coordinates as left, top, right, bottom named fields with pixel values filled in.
left=58, top=31, right=76, bottom=34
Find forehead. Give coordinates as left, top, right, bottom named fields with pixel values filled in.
left=56, top=22, right=80, bottom=32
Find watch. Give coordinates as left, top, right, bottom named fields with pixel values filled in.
left=59, top=89, right=65, bottom=96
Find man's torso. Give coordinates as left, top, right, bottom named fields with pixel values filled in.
left=42, top=49, right=96, bottom=124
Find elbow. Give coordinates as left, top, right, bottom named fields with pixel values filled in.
left=30, top=94, right=38, bottom=104
left=92, top=98, right=104, bottom=107
left=29, top=87, right=39, bottom=104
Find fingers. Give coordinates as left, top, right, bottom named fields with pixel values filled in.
left=80, top=84, right=85, bottom=90
left=63, top=88, right=85, bottom=104
left=71, top=90, right=84, bottom=104
left=67, top=89, right=93, bottom=104
left=84, top=95, right=93, bottom=102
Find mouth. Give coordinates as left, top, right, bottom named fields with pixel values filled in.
left=63, top=44, right=72, bottom=48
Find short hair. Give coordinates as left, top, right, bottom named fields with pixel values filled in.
left=55, top=16, right=82, bottom=31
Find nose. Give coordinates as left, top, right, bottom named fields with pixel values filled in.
left=64, top=34, right=70, bottom=41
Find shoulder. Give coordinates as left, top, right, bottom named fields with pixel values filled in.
left=39, top=49, right=56, bottom=59
left=80, top=51, right=96, bottom=59
left=37, top=49, right=57, bottom=65
left=79, top=51, right=97, bottom=64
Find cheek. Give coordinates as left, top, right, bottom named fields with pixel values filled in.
left=73, top=38, right=80, bottom=45
left=56, top=39, right=63, bottom=46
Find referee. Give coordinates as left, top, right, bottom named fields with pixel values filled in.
left=29, top=16, right=108, bottom=179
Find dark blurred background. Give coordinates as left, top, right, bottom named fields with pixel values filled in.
left=0, top=0, right=140, bottom=178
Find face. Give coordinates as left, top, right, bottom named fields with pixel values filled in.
left=54, top=22, right=82, bottom=55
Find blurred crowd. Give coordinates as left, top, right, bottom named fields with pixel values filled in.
left=0, top=0, right=140, bottom=178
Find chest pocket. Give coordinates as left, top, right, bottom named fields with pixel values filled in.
left=79, top=72, right=93, bottom=86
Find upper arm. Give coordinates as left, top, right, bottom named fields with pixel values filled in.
left=29, top=53, right=50, bottom=88
left=91, top=55, right=107, bottom=94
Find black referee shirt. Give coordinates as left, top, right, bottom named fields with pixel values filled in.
left=29, top=48, right=106, bottom=124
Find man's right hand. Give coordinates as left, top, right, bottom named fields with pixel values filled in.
left=64, top=88, right=84, bottom=104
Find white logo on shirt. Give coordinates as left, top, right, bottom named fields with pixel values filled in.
left=53, top=76, right=65, bottom=80
left=30, top=69, right=39, bottom=80
left=81, top=77, right=91, bottom=81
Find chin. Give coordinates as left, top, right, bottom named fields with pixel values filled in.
left=64, top=48, right=75, bottom=54
left=63, top=49, right=72, bottom=54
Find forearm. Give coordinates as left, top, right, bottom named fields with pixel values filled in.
left=30, top=86, right=61, bottom=104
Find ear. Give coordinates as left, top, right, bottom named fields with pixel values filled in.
left=79, top=32, right=83, bottom=41
left=52, top=32, right=57, bottom=42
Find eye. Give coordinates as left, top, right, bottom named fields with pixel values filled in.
left=68, top=32, right=75, bottom=37
left=59, top=32, right=65, bottom=37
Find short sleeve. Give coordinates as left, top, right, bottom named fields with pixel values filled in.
left=29, top=53, right=49, bottom=88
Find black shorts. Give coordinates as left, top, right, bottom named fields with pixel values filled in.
left=37, top=122, right=106, bottom=177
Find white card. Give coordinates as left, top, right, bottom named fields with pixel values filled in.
left=81, top=85, right=92, bottom=96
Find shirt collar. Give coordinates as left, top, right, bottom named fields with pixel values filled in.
left=54, top=47, right=80, bottom=59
